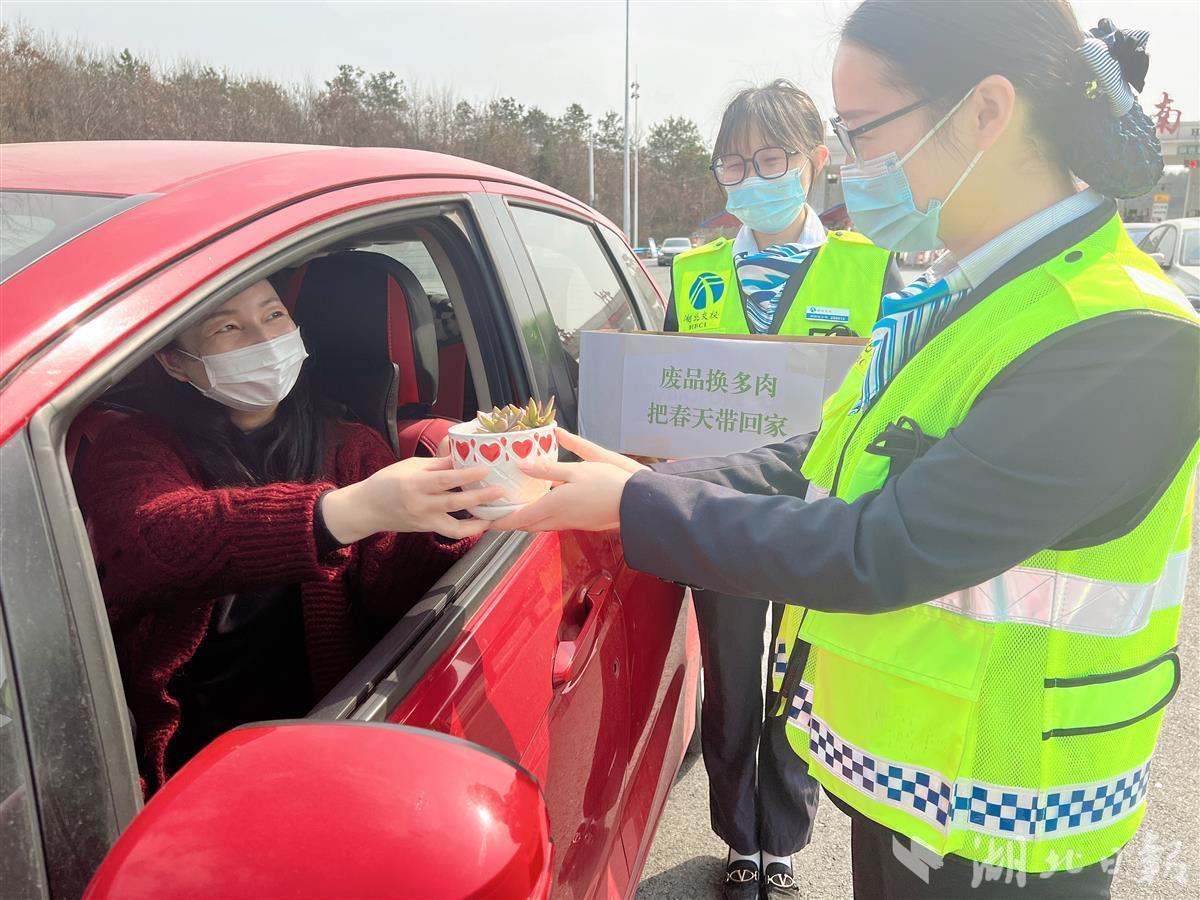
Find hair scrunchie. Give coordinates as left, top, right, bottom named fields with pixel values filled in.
left=1069, top=18, right=1163, bottom=199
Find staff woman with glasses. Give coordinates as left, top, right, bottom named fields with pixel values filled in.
left=663, top=79, right=902, bottom=900
left=496, top=2, right=1198, bottom=896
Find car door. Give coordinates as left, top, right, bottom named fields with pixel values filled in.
left=0, top=590, right=51, bottom=899
left=337, top=190, right=635, bottom=900
left=493, top=195, right=693, bottom=885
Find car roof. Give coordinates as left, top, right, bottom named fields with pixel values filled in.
left=0, top=140, right=562, bottom=197
left=1, top=141, right=612, bottom=388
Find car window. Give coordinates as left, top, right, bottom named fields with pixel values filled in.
left=1124, top=224, right=1153, bottom=246
left=360, top=239, right=450, bottom=302
left=509, top=206, right=639, bottom=377
left=0, top=191, right=119, bottom=258
left=0, top=613, right=45, bottom=897
left=1179, top=228, right=1199, bottom=267
left=599, top=228, right=663, bottom=330
left=1139, top=225, right=1167, bottom=253
left=1157, top=226, right=1178, bottom=263
left=663, top=238, right=691, bottom=250
left=0, top=190, right=147, bottom=283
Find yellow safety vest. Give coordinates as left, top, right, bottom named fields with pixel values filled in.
left=670, top=230, right=890, bottom=337
left=772, top=213, right=1199, bottom=872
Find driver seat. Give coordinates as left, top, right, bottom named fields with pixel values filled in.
left=290, top=251, right=456, bottom=458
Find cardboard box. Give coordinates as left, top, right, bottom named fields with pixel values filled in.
left=579, top=330, right=865, bottom=458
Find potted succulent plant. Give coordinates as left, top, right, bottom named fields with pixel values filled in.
left=448, top=397, right=558, bottom=520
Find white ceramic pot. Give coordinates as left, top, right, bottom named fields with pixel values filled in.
left=447, top=419, right=558, bottom=520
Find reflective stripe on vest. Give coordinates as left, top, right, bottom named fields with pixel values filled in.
left=776, top=666, right=1153, bottom=842
left=927, top=549, right=1188, bottom=637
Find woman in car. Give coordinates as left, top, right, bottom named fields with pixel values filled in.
left=663, top=79, right=902, bottom=900
left=77, top=277, right=503, bottom=793
left=495, top=1, right=1198, bottom=895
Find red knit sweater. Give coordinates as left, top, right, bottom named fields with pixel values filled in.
left=76, top=414, right=473, bottom=793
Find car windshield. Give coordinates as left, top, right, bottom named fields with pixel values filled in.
left=663, top=239, right=690, bottom=249
left=1179, top=228, right=1199, bottom=267
left=0, top=190, right=136, bottom=282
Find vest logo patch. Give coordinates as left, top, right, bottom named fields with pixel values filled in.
left=688, top=272, right=725, bottom=310
left=806, top=305, right=851, bottom=323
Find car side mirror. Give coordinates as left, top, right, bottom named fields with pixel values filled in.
left=85, top=723, right=552, bottom=899
left=1149, top=251, right=1172, bottom=270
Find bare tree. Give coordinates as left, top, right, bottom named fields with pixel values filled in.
left=0, top=25, right=721, bottom=237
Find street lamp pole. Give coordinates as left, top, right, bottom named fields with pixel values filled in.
left=631, top=77, right=641, bottom=248
left=587, top=134, right=596, bottom=207
left=622, top=0, right=631, bottom=241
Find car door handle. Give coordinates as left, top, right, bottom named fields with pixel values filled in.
left=553, top=572, right=613, bottom=688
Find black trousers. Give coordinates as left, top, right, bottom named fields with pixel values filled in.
left=694, top=590, right=820, bottom=857
left=850, top=814, right=1118, bottom=899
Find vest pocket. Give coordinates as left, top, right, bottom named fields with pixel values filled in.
left=1042, top=648, right=1180, bottom=739
left=800, top=603, right=994, bottom=700
left=798, top=605, right=994, bottom=853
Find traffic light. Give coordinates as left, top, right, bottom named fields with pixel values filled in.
left=1186, top=159, right=1199, bottom=169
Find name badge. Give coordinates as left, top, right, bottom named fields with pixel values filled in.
left=806, top=305, right=851, bottom=323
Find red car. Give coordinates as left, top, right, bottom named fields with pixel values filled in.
left=0, top=142, right=699, bottom=899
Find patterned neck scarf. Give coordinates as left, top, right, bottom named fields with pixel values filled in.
left=851, top=189, right=1106, bottom=413
left=854, top=274, right=968, bottom=413
left=734, top=243, right=819, bottom=334
left=730, top=213, right=827, bottom=334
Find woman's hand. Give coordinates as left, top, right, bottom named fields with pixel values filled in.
left=489, top=458, right=636, bottom=533
left=322, top=457, right=504, bottom=542
left=556, top=429, right=648, bottom=474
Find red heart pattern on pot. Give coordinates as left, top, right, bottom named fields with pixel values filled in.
left=512, top=439, right=533, bottom=459
left=455, top=441, right=471, bottom=460
left=479, top=443, right=502, bottom=463
left=538, top=434, right=554, bottom=453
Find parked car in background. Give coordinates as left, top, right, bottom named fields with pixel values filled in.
left=0, top=141, right=698, bottom=900
left=1137, top=217, right=1200, bottom=311
left=657, top=236, right=693, bottom=266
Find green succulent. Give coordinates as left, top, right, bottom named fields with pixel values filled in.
left=476, top=396, right=556, bottom=433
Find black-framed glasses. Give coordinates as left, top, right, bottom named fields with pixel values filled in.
left=830, top=96, right=937, bottom=161
left=710, top=147, right=806, bottom=186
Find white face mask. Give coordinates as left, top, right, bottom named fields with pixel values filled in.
left=178, top=328, right=309, bottom=412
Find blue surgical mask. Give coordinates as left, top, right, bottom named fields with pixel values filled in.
left=840, top=92, right=983, bottom=252
left=725, top=165, right=808, bottom=235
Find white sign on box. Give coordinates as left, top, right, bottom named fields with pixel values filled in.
left=579, top=330, right=865, bottom=458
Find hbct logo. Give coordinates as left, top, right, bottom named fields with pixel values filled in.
left=688, top=272, right=724, bottom=311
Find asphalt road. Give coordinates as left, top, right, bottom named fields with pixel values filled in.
left=637, top=262, right=1198, bottom=899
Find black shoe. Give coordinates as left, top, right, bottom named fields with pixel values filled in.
left=762, top=861, right=798, bottom=899
left=721, top=858, right=761, bottom=900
